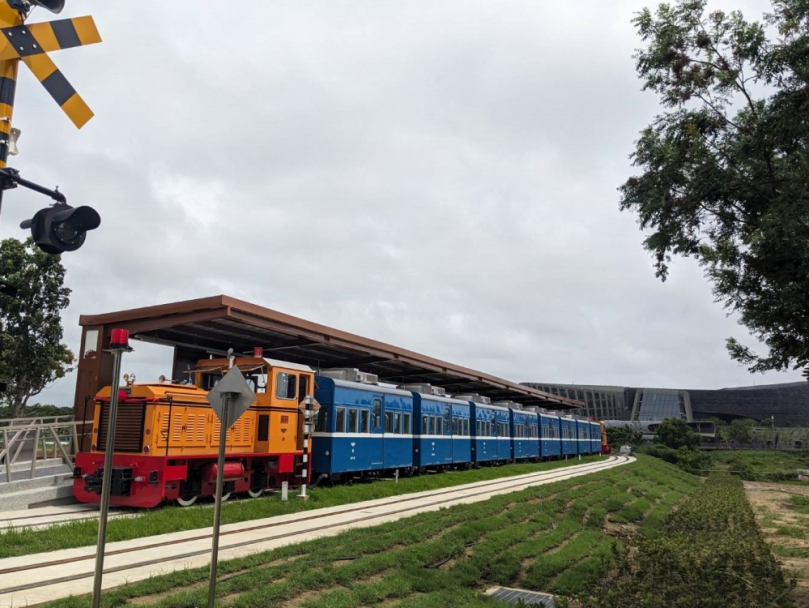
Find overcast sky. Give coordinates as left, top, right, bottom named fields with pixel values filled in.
left=0, top=0, right=802, bottom=409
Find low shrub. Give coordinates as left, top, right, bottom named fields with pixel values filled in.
left=561, top=473, right=796, bottom=608
left=636, top=444, right=677, bottom=463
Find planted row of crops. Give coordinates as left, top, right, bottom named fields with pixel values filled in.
left=43, top=456, right=701, bottom=608
left=566, top=472, right=796, bottom=608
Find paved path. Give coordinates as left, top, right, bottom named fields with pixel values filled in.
left=0, top=455, right=633, bottom=607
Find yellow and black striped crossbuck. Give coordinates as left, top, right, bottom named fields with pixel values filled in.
left=0, top=1, right=100, bottom=165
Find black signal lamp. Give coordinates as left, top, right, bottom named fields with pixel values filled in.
left=29, top=0, right=65, bottom=13
left=21, top=203, right=101, bottom=254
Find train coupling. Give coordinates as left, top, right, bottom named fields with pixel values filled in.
left=83, top=467, right=134, bottom=496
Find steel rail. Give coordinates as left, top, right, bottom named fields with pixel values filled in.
left=0, top=456, right=630, bottom=593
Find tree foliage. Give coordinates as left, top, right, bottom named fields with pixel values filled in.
left=606, top=425, right=645, bottom=447
left=0, top=238, right=73, bottom=418
left=621, top=0, right=809, bottom=373
left=655, top=417, right=701, bottom=449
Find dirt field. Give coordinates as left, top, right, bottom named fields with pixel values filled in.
left=745, top=481, right=809, bottom=607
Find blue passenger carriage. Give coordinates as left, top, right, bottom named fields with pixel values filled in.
left=312, top=370, right=414, bottom=479
left=539, top=412, right=561, bottom=459
left=560, top=416, right=578, bottom=457
left=407, top=384, right=471, bottom=471
left=589, top=420, right=601, bottom=454
left=467, top=397, right=507, bottom=464
left=576, top=418, right=590, bottom=455
left=507, top=405, right=538, bottom=461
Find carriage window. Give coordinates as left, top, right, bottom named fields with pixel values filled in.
left=403, top=413, right=411, bottom=434
left=438, top=417, right=445, bottom=435
left=335, top=407, right=346, bottom=433
left=385, top=411, right=394, bottom=433
left=394, top=412, right=402, bottom=434
left=316, top=408, right=328, bottom=432
left=423, top=415, right=429, bottom=434
left=464, top=419, right=469, bottom=436
left=444, top=407, right=451, bottom=429
left=275, top=372, right=297, bottom=400
left=360, top=409, right=370, bottom=433
left=348, top=408, right=359, bottom=433
left=373, top=399, right=381, bottom=429
left=452, top=419, right=458, bottom=435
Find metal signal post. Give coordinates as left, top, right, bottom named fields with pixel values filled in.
left=91, top=329, right=132, bottom=608
left=205, top=365, right=256, bottom=608
left=208, top=393, right=232, bottom=608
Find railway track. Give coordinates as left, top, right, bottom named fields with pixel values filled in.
left=0, top=455, right=632, bottom=607
left=0, top=504, right=133, bottom=531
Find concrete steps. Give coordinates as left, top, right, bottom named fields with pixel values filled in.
left=0, top=461, right=75, bottom=512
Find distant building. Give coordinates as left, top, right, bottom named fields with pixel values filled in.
left=521, top=384, right=632, bottom=420
left=521, top=381, right=809, bottom=426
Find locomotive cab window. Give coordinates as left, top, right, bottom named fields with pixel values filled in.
left=298, top=375, right=309, bottom=403
left=275, top=372, right=297, bottom=400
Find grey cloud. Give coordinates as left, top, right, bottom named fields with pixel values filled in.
left=0, top=0, right=799, bottom=409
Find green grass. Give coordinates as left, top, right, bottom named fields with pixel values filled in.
left=38, top=455, right=701, bottom=608
left=0, top=456, right=603, bottom=559
left=710, top=450, right=809, bottom=482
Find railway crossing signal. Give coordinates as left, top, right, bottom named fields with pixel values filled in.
left=0, top=1, right=102, bottom=253
left=0, top=0, right=101, bottom=160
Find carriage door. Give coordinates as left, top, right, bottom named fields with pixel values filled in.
left=371, top=396, right=384, bottom=466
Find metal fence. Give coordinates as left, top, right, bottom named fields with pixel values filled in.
left=0, top=416, right=93, bottom=482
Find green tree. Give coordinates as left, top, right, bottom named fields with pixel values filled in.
left=0, top=238, right=73, bottom=419
left=726, top=418, right=755, bottom=443
left=606, top=425, right=645, bottom=447
left=655, top=417, right=701, bottom=449
left=621, top=0, right=809, bottom=374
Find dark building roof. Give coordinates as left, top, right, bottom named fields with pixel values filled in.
left=689, top=383, right=809, bottom=425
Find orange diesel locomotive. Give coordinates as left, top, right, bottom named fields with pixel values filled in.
left=73, top=357, right=314, bottom=508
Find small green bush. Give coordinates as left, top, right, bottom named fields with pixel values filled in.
left=561, top=473, right=796, bottom=608
left=636, top=444, right=678, bottom=463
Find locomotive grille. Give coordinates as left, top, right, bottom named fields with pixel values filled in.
left=97, top=401, right=146, bottom=453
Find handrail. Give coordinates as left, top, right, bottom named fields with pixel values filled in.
left=0, top=414, right=75, bottom=427
left=0, top=419, right=93, bottom=483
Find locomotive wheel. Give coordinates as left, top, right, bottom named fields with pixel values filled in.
left=247, top=487, right=264, bottom=498
left=221, top=492, right=231, bottom=502
left=176, top=494, right=198, bottom=507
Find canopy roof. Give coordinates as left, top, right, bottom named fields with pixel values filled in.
left=80, top=295, right=582, bottom=410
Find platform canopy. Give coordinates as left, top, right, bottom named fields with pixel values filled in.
left=76, top=295, right=582, bottom=410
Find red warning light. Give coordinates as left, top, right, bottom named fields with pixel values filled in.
left=253, top=347, right=263, bottom=358
left=110, top=328, right=129, bottom=349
